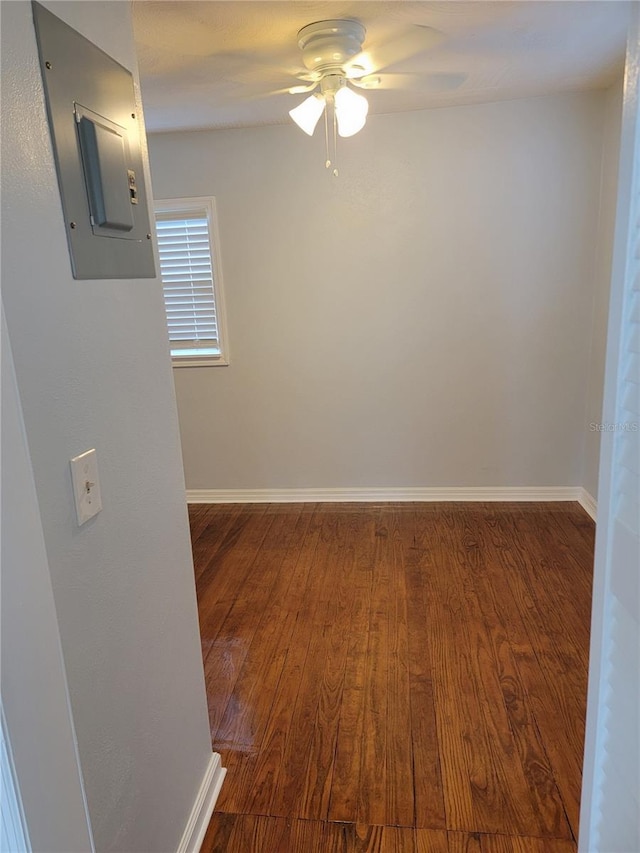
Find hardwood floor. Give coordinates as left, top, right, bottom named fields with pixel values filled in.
left=191, top=503, right=594, bottom=853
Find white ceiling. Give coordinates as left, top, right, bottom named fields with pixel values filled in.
left=132, top=1, right=631, bottom=133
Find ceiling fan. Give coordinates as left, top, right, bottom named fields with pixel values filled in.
left=282, top=19, right=454, bottom=175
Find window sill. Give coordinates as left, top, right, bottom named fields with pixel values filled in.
left=171, top=357, right=229, bottom=368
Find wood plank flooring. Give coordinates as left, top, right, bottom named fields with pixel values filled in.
left=191, top=503, right=594, bottom=853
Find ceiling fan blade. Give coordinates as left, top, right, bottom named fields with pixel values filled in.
left=289, top=82, right=318, bottom=95
left=235, top=81, right=317, bottom=101
left=345, top=25, right=444, bottom=78
left=352, top=72, right=467, bottom=93
left=238, top=76, right=321, bottom=101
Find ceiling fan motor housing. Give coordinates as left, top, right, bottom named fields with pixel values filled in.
left=297, top=20, right=366, bottom=76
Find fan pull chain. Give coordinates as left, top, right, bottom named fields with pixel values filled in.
left=324, top=105, right=331, bottom=169
left=332, top=105, right=338, bottom=177
left=324, top=96, right=339, bottom=177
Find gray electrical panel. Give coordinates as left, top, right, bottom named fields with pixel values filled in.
left=32, top=2, right=155, bottom=279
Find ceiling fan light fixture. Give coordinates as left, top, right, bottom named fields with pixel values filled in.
left=289, top=93, right=325, bottom=135
left=334, top=85, right=368, bottom=138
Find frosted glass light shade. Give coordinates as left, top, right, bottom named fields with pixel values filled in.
left=335, top=86, right=368, bottom=137
left=289, top=94, right=325, bottom=136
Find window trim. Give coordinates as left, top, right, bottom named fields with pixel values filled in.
left=154, top=196, right=230, bottom=368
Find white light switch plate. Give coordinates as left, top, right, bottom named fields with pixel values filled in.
left=70, top=448, right=102, bottom=525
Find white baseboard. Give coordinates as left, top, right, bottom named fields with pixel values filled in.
left=577, top=488, right=598, bottom=520
left=176, top=752, right=226, bottom=853
left=186, top=485, right=595, bottom=509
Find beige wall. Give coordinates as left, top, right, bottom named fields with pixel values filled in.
left=1, top=2, right=213, bottom=849
left=150, top=91, right=607, bottom=492
left=582, top=81, right=624, bottom=501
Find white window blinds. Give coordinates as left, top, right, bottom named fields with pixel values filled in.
left=155, top=198, right=227, bottom=363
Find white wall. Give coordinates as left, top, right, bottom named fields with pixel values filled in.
left=149, top=91, right=607, bottom=492
left=579, top=9, right=640, bottom=847
left=1, top=2, right=213, bottom=850
left=2, top=308, right=93, bottom=852
left=582, top=81, right=624, bottom=501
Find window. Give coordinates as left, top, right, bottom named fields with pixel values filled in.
left=154, top=197, right=228, bottom=366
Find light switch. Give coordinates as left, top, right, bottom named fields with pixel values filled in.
left=70, top=448, right=102, bottom=525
